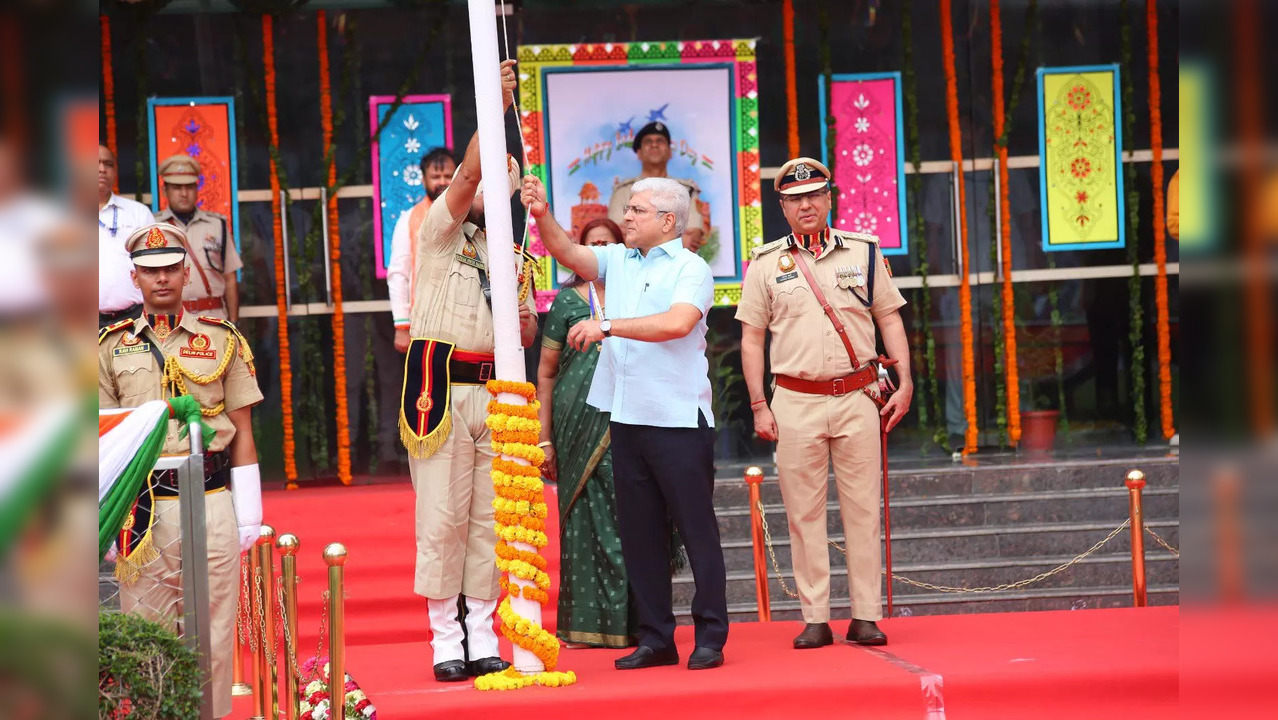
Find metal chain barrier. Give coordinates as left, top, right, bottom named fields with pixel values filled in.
left=253, top=562, right=271, bottom=661
left=277, top=581, right=302, bottom=682
left=308, top=590, right=330, bottom=683
left=756, top=499, right=1138, bottom=596
left=239, top=559, right=256, bottom=654
left=1145, top=526, right=1180, bottom=557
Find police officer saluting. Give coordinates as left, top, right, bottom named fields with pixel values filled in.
left=736, top=158, right=913, bottom=649
left=154, top=154, right=243, bottom=321
left=99, top=223, right=263, bottom=718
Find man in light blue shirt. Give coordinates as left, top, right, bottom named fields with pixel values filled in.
left=523, top=174, right=728, bottom=671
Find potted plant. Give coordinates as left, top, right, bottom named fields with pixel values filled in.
left=1020, top=391, right=1060, bottom=454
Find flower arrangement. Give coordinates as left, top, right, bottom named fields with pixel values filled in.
left=478, top=379, right=577, bottom=691
left=298, top=656, right=377, bottom=720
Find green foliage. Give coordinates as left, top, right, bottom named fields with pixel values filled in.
left=98, top=611, right=201, bottom=720
left=902, top=0, right=947, bottom=453
left=0, top=611, right=95, bottom=719
left=1120, top=0, right=1148, bottom=444
left=705, top=320, right=747, bottom=437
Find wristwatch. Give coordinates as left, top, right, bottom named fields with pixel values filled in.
left=600, top=319, right=612, bottom=337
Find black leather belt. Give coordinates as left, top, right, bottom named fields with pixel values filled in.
left=450, top=357, right=495, bottom=385
left=152, top=450, right=230, bottom=498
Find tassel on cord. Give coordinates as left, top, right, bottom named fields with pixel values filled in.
left=400, top=410, right=453, bottom=460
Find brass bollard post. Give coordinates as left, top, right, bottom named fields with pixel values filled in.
left=249, top=545, right=265, bottom=720
left=277, top=534, right=301, bottom=720
left=233, top=552, right=252, bottom=697
left=1125, top=470, right=1148, bottom=607
left=323, top=543, right=348, bottom=705
left=257, top=525, right=279, bottom=719
left=745, top=466, right=771, bottom=622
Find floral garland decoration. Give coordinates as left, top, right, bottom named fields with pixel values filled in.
left=988, top=0, right=1038, bottom=447
left=1146, top=0, right=1174, bottom=440
left=940, top=0, right=980, bottom=453
left=261, top=14, right=298, bottom=483
left=477, top=379, right=576, bottom=691
left=298, top=656, right=377, bottom=720
left=317, top=10, right=352, bottom=485
left=1119, top=0, right=1147, bottom=444
left=902, top=0, right=947, bottom=451
left=100, top=15, right=118, bottom=192
left=782, top=0, right=799, bottom=158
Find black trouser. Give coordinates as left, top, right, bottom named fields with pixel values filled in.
left=610, top=412, right=728, bottom=652
left=99, top=303, right=143, bottom=329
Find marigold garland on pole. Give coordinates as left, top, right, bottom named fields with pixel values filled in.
left=476, top=379, right=576, bottom=692
left=317, top=10, right=353, bottom=485
left=940, top=0, right=980, bottom=453
left=263, top=14, right=298, bottom=483
left=100, top=15, right=119, bottom=191
left=1146, top=0, right=1174, bottom=441
left=990, top=0, right=1022, bottom=445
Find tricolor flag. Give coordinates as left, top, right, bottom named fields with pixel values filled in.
left=98, top=396, right=208, bottom=568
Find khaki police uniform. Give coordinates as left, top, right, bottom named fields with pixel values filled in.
left=155, top=155, right=243, bottom=319
left=407, top=183, right=536, bottom=602
left=736, top=159, right=906, bottom=625
left=98, top=225, right=262, bottom=718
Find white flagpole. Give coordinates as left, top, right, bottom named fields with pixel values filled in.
left=465, top=0, right=543, bottom=674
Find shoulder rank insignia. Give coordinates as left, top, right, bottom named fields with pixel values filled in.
left=835, top=229, right=880, bottom=245
left=199, top=316, right=256, bottom=374
left=99, top=318, right=133, bottom=345
left=750, top=238, right=789, bottom=260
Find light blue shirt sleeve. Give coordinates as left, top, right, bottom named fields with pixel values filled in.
left=670, top=256, right=714, bottom=316
left=588, top=244, right=614, bottom=282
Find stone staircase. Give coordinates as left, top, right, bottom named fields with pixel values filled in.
left=674, top=454, right=1179, bottom=622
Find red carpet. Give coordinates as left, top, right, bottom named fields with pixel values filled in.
left=234, top=484, right=1180, bottom=719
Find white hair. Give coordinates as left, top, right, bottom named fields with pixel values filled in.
left=631, top=177, right=690, bottom=236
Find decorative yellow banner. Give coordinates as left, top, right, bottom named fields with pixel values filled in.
left=1037, top=65, right=1125, bottom=251
left=1176, top=64, right=1210, bottom=250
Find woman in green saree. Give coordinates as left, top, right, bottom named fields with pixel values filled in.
left=536, top=218, right=634, bottom=648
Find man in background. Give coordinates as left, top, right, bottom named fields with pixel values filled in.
left=388, top=147, right=458, bottom=352
left=98, top=145, right=156, bottom=328
left=154, top=154, right=242, bottom=321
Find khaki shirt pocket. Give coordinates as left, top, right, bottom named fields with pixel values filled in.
left=111, top=355, right=161, bottom=406
left=444, top=263, right=482, bottom=328
left=771, top=279, right=812, bottom=320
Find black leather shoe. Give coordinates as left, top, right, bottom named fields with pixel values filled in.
left=433, top=660, right=469, bottom=682
left=793, top=622, right=834, bottom=649
left=469, top=656, right=510, bottom=676
left=687, top=646, right=724, bottom=670
left=614, top=645, right=679, bottom=670
left=847, top=619, right=887, bottom=646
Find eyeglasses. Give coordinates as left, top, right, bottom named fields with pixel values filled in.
left=622, top=204, right=671, bottom=218
left=779, top=190, right=830, bottom=205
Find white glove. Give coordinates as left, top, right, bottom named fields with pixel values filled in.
left=231, top=464, right=263, bottom=553
left=105, top=542, right=118, bottom=562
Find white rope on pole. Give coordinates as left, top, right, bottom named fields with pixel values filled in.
left=465, top=0, right=543, bottom=675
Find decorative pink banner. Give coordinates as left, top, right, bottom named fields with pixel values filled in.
left=823, top=74, right=907, bottom=254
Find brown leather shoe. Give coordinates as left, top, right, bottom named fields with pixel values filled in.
left=793, top=622, right=834, bottom=649
left=847, top=619, right=887, bottom=646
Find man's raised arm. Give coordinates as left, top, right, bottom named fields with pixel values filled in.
left=520, top=174, right=598, bottom=281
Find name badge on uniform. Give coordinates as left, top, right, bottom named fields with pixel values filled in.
left=775, top=271, right=799, bottom=283
left=456, top=240, right=485, bottom=270
left=113, top=343, right=151, bottom=357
